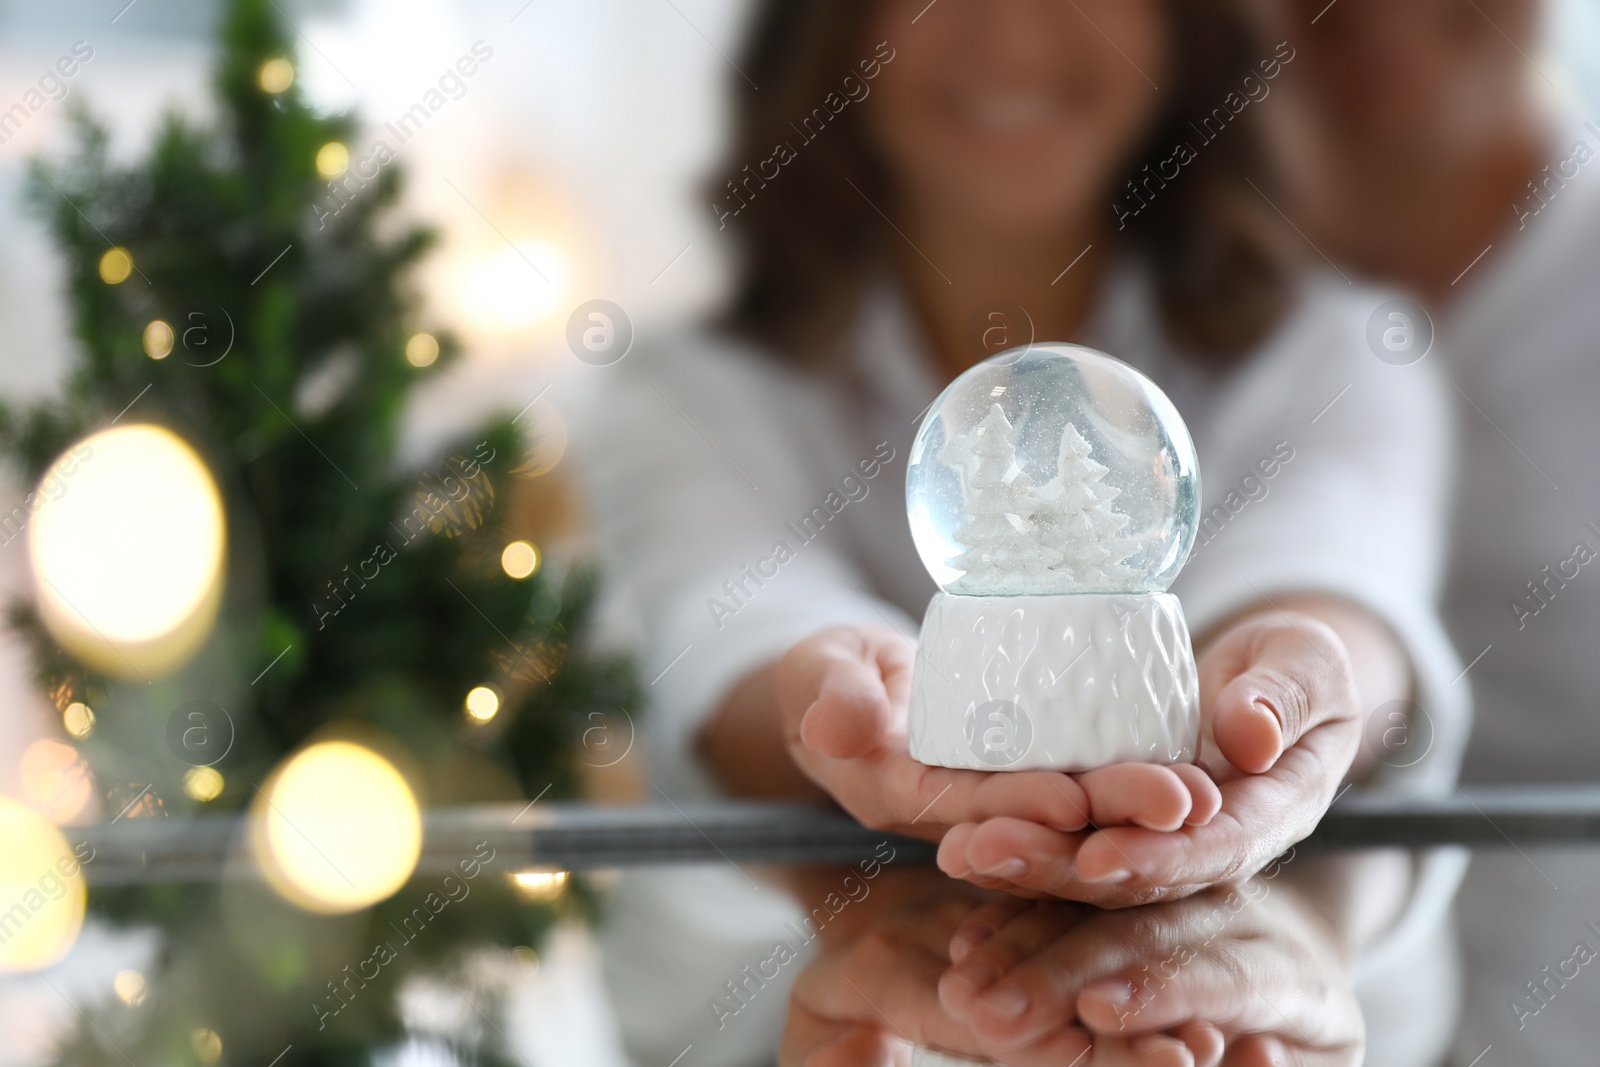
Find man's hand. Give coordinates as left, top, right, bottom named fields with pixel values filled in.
left=935, top=610, right=1363, bottom=906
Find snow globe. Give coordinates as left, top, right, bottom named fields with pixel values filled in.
left=905, top=343, right=1201, bottom=771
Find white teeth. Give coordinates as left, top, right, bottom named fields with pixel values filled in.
left=965, top=95, right=1054, bottom=131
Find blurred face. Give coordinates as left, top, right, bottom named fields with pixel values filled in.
left=1252, top=0, right=1539, bottom=146
left=865, top=0, right=1168, bottom=236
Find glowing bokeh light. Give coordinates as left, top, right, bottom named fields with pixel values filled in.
left=509, top=869, right=568, bottom=902
left=183, top=766, right=224, bottom=803
left=404, top=333, right=439, bottom=368
left=0, top=797, right=87, bottom=973
left=142, top=320, right=174, bottom=360
left=500, top=540, right=539, bottom=580
left=315, top=141, right=349, bottom=178
left=252, top=741, right=421, bottom=914
left=191, top=1028, right=223, bottom=1065
left=512, top=401, right=568, bottom=478
left=62, top=702, right=94, bottom=739
left=98, top=248, right=133, bottom=285
left=29, top=425, right=226, bottom=679
left=464, top=686, right=500, bottom=723
left=457, top=241, right=570, bottom=332
left=257, top=57, right=294, bottom=94
left=114, top=970, right=146, bottom=1006
left=20, top=739, right=92, bottom=824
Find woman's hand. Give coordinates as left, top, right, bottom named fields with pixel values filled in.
left=938, top=884, right=1364, bottom=1066
left=775, top=626, right=1221, bottom=857
left=936, top=608, right=1365, bottom=906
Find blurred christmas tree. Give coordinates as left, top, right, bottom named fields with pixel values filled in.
left=0, top=0, right=637, bottom=1063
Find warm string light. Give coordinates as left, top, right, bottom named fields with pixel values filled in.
left=500, top=540, right=539, bottom=579
left=191, top=1028, right=223, bottom=1066
left=464, top=685, right=500, bottom=722
left=404, top=332, right=439, bottom=368
left=142, top=320, right=174, bottom=360
left=509, top=869, right=568, bottom=902
left=251, top=741, right=421, bottom=914
left=20, top=739, right=91, bottom=824
left=114, top=970, right=146, bottom=1006
left=315, top=142, right=349, bottom=178
left=62, top=702, right=94, bottom=739
left=257, top=57, right=294, bottom=94
left=98, top=247, right=133, bottom=285
left=29, top=425, right=227, bottom=679
left=0, top=797, right=87, bottom=974
left=183, top=766, right=225, bottom=802
left=512, top=403, right=568, bottom=477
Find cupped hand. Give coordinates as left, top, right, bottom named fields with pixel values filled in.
left=936, top=609, right=1363, bottom=906
left=939, top=886, right=1363, bottom=1066
left=776, top=626, right=1220, bottom=864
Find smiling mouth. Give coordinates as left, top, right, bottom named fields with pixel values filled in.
left=957, top=93, right=1060, bottom=133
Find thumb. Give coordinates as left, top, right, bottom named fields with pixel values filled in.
left=1210, top=614, right=1356, bottom=775
left=777, top=628, right=907, bottom=760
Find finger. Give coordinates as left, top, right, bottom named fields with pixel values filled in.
left=970, top=769, right=1095, bottom=831
left=807, top=1033, right=894, bottom=1067
left=976, top=1031, right=1195, bottom=1067
left=950, top=818, right=1204, bottom=906
left=1176, top=1021, right=1226, bottom=1067
left=1222, top=1034, right=1363, bottom=1067
left=1075, top=704, right=1357, bottom=888
left=910, top=766, right=1094, bottom=839
left=1170, top=764, right=1223, bottom=827
left=959, top=907, right=1198, bottom=1050
left=1077, top=945, right=1362, bottom=1046
left=948, top=817, right=1084, bottom=894
left=886, top=764, right=1094, bottom=836
left=1208, top=617, right=1356, bottom=775
left=973, top=1026, right=1098, bottom=1067
left=936, top=822, right=979, bottom=878
left=963, top=1026, right=1195, bottom=1067
left=793, top=904, right=997, bottom=1059
left=1221, top=1035, right=1282, bottom=1067
left=1075, top=764, right=1198, bottom=831
left=782, top=631, right=912, bottom=759
left=1126, top=1036, right=1198, bottom=1067
left=939, top=901, right=1082, bottom=1019
left=949, top=896, right=1033, bottom=963
left=779, top=1005, right=895, bottom=1067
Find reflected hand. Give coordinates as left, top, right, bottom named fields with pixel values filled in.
left=940, top=884, right=1363, bottom=1066
left=781, top=894, right=1218, bottom=1067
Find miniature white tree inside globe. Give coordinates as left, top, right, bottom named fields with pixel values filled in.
left=905, top=343, right=1202, bottom=771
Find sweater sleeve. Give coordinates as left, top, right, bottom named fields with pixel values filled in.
left=573, top=333, right=918, bottom=800
left=1173, top=278, right=1468, bottom=798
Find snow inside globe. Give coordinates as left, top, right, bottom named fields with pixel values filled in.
left=904, top=343, right=1203, bottom=772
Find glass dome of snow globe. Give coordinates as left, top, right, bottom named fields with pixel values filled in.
left=907, top=343, right=1200, bottom=597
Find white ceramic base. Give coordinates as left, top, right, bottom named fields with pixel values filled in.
left=908, top=591, right=1199, bottom=772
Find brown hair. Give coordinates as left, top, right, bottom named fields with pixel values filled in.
left=712, top=0, right=1293, bottom=367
